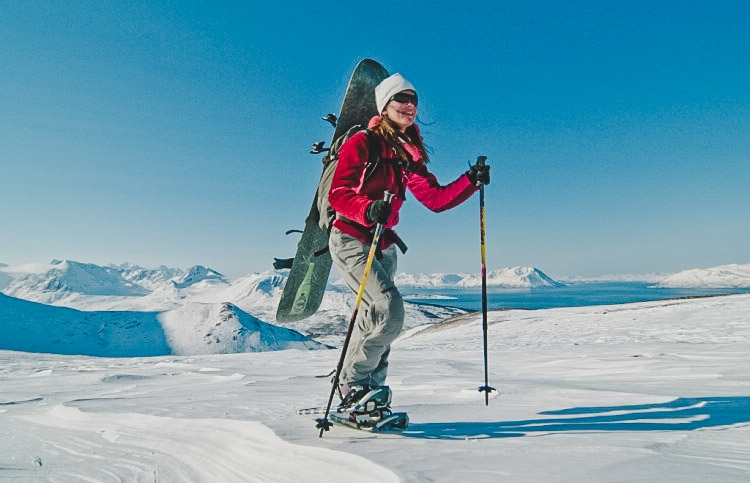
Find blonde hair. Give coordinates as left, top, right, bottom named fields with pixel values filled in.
left=373, top=114, right=429, bottom=163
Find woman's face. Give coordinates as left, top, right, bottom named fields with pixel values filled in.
left=384, top=90, right=417, bottom=131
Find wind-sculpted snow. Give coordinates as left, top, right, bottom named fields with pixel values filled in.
left=2, top=294, right=749, bottom=481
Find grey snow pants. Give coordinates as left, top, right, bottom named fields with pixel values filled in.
left=329, top=227, right=405, bottom=388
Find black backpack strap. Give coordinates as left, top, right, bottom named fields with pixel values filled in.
left=314, top=129, right=407, bottom=259
left=362, top=129, right=381, bottom=181
left=314, top=128, right=380, bottom=259
left=362, top=129, right=408, bottom=200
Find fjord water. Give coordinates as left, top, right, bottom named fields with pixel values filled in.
left=402, top=282, right=750, bottom=311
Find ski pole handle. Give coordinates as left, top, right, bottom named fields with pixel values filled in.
left=373, top=191, right=394, bottom=232
left=476, top=156, right=488, bottom=188
left=468, top=156, right=489, bottom=188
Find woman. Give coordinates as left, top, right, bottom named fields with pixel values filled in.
left=328, top=73, right=490, bottom=410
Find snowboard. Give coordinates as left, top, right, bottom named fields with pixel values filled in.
left=275, top=59, right=389, bottom=323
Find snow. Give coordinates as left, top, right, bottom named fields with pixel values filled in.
left=0, top=294, right=325, bottom=356
left=2, top=294, right=750, bottom=481
left=1, top=260, right=750, bottom=481
left=0, top=261, right=465, bottom=347
left=395, top=266, right=564, bottom=288
left=158, top=302, right=326, bottom=355
left=655, top=264, right=750, bottom=288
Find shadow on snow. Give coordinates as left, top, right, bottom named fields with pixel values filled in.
left=402, top=397, right=750, bottom=439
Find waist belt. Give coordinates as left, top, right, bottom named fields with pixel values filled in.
left=338, top=217, right=408, bottom=256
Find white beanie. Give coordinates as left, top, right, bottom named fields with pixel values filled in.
left=375, top=73, right=416, bottom=113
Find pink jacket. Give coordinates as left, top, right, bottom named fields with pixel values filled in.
left=328, top=117, right=478, bottom=247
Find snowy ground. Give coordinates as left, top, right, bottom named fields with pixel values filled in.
left=2, top=294, right=749, bottom=482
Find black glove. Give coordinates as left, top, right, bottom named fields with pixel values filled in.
left=366, top=200, right=392, bottom=225
left=466, top=160, right=491, bottom=186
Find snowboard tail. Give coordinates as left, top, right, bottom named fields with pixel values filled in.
left=276, top=198, right=332, bottom=321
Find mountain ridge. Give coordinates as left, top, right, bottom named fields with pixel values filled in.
left=0, top=293, right=326, bottom=357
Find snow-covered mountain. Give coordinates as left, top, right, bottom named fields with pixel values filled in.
left=391, top=263, right=750, bottom=289
left=158, top=302, right=326, bottom=355
left=3, top=260, right=150, bottom=301
left=2, top=262, right=564, bottom=300
left=0, top=260, right=463, bottom=356
left=0, top=261, right=324, bottom=357
left=4, top=259, right=750, bottom=358
left=1, top=260, right=228, bottom=305
left=395, top=266, right=564, bottom=288
left=7, top=259, right=555, bottom=347
left=171, top=265, right=226, bottom=289
left=0, top=293, right=325, bottom=357
left=654, top=263, right=750, bottom=288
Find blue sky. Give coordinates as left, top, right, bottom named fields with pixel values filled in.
left=2, top=0, right=749, bottom=279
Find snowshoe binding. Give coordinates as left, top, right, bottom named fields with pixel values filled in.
left=331, top=386, right=409, bottom=432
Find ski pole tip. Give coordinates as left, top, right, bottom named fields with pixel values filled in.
left=316, top=418, right=333, bottom=437
left=478, top=385, right=496, bottom=406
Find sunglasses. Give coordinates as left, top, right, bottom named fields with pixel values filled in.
left=389, top=92, right=418, bottom=106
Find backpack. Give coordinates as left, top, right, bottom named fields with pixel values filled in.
left=315, top=125, right=381, bottom=231
left=272, top=126, right=382, bottom=270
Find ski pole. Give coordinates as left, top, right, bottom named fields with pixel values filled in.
left=475, top=156, right=496, bottom=405
left=317, top=191, right=395, bottom=437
